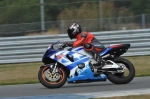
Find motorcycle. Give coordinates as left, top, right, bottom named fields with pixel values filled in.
left=38, top=41, right=135, bottom=88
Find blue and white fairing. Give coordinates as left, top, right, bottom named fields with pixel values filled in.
left=43, top=44, right=107, bottom=83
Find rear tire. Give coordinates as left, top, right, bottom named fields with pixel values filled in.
left=106, top=57, right=135, bottom=84
left=38, top=66, right=67, bottom=88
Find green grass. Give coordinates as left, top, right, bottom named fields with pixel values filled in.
left=125, top=55, right=150, bottom=77
left=0, top=62, right=42, bottom=85
left=0, top=55, right=150, bottom=85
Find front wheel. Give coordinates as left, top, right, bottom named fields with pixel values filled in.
left=106, top=57, right=135, bottom=84
left=38, top=65, right=67, bottom=88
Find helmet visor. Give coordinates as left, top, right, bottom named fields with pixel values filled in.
left=67, top=29, right=74, bottom=39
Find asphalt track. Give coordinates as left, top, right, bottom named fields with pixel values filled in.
left=0, top=76, right=150, bottom=99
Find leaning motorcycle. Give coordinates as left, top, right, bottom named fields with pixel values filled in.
left=38, top=41, right=135, bottom=88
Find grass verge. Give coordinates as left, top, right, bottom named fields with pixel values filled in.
left=0, top=55, right=150, bottom=85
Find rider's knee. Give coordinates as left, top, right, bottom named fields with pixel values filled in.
left=83, top=43, right=93, bottom=51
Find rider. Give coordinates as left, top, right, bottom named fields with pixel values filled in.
left=62, top=23, right=105, bottom=69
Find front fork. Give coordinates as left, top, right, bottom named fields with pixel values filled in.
left=40, top=62, right=58, bottom=74
left=51, top=62, right=58, bottom=74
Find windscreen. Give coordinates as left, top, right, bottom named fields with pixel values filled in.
left=52, top=42, right=63, bottom=50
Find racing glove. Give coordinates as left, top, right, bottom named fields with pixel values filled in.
left=61, top=42, right=73, bottom=48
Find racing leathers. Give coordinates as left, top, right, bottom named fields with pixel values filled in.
left=65, top=31, right=105, bottom=68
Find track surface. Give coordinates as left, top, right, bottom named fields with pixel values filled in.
left=0, top=76, right=150, bottom=98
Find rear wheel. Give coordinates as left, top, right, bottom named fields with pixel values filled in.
left=38, top=65, right=67, bottom=88
left=106, top=57, right=135, bottom=84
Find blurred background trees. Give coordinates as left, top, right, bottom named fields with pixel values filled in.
left=0, top=0, right=149, bottom=36
left=0, top=0, right=148, bottom=23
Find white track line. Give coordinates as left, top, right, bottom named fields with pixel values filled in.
left=76, top=88, right=150, bottom=98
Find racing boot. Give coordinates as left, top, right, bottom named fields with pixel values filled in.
left=93, top=53, right=105, bottom=69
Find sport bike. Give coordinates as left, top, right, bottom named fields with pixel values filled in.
left=38, top=41, right=135, bottom=88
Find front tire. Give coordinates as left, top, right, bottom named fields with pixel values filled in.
left=106, top=57, right=135, bottom=84
left=38, top=66, right=67, bottom=88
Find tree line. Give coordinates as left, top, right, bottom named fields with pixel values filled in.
left=0, top=0, right=149, bottom=24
